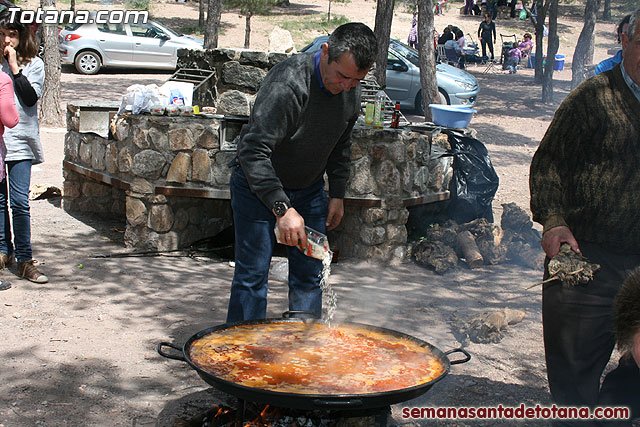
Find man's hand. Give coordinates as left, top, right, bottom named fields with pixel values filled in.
left=326, top=198, right=344, bottom=231
left=541, top=226, right=580, bottom=258
left=276, top=207, right=307, bottom=248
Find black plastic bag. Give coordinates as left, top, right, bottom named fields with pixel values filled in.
left=444, top=130, right=499, bottom=223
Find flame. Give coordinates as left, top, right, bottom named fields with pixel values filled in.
left=209, top=403, right=293, bottom=426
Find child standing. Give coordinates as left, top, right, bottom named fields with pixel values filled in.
left=505, top=42, right=522, bottom=73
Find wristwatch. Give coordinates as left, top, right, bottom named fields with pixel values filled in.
left=272, top=201, right=290, bottom=217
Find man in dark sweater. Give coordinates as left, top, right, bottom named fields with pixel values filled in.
left=226, top=23, right=377, bottom=322
left=530, top=8, right=640, bottom=425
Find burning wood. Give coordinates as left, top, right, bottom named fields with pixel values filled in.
left=174, top=401, right=382, bottom=427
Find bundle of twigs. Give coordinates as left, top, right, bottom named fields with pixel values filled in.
left=526, top=243, right=600, bottom=289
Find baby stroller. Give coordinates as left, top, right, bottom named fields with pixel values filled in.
left=500, top=33, right=517, bottom=64
left=464, top=33, right=480, bottom=55
left=463, top=33, right=485, bottom=64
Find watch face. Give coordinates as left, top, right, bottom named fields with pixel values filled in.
left=273, top=201, right=288, bottom=217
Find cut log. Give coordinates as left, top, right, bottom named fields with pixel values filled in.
left=456, top=230, right=484, bottom=268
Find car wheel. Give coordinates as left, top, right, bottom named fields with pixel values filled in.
left=438, top=89, right=450, bottom=105
left=75, top=51, right=101, bottom=75
left=415, top=91, right=425, bottom=115
left=415, top=89, right=450, bottom=115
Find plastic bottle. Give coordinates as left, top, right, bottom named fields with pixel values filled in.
left=364, top=103, right=375, bottom=126
left=274, top=224, right=330, bottom=260
left=373, top=85, right=386, bottom=129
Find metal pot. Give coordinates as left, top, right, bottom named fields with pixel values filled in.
left=158, top=312, right=470, bottom=410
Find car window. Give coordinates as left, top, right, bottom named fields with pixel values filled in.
left=390, top=41, right=420, bottom=68
left=64, top=23, right=83, bottom=31
left=97, top=23, right=126, bottom=35
left=130, top=22, right=166, bottom=39
left=386, top=51, right=404, bottom=70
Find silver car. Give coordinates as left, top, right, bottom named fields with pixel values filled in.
left=301, top=37, right=479, bottom=113
left=59, top=18, right=204, bottom=75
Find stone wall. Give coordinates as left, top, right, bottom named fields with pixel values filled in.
left=329, top=127, right=452, bottom=261
left=64, top=104, right=234, bottom=252
left=64, top=103, right=451, bottom=260
left=176, top=48, right=291, bottom=112
left=62, top=47, right=452, bottom=261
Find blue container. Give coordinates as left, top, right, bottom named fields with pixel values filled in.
left=530, top=53, right=565, bottom=70
left=428, top=104, right=476, bottom=128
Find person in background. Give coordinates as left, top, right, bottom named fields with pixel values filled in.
left=615, top=268, right=640, bottom=368
left=504, top=42, right=522, bottom=73
left=529, top=7, right=640, bottom=424
left=0, top=16, right=48, bottom=284
left=509, top=0, right=518, bottom=18
left=0, top=12, right=19, bottom=240
left=478, top=13, right=496, bottom=60
left=444, top=31, right=466, bottom=69
left=497, top=0, right=507, bottom=19
left=407, top=15, right=418, bottom=49
left=487, top=0, right=498, bottom=20
left=438, top=26, right=453, bottom=45
left=226, top=23, right=377, bottom=322
left=517, top=32, right=533, bottom=56
left=464, top=0, right=474, bottom=15
left=455, top=29, right=466, bottom=51
left=473, top=0, right=482, bottom=15
left=595, top=14, right=630, bottom=75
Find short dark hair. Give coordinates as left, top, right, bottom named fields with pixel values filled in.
left=615, top=268, right=640, bottom=358
left=327, top=22, right=377, bottom=71
left=626, top=8, right=639, bottom=41
left=617, top=14, right=631, bottom=43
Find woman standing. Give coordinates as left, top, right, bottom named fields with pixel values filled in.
left=0, top=20, right=47, bottom=283
left=477, top=13, right=497, bottom=60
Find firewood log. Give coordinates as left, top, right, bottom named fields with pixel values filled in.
left=456, top=230, right=484, bottom=268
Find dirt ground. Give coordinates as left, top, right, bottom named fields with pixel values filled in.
left=0, top=1, right=636, bottom=426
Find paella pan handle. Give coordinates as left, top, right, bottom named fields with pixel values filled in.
left=157, top=342, right=186, bottom=362
left=444, top=348, right=471, bottom=365
left=282, top=311, right=318, bottom=319
left=311, top=398, right=364, bottom=409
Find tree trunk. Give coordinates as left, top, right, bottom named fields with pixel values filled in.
left=602, top=0, right=610, bottom=21
left=244, top=13, right=252, bottom=49
left=541, top=0, right=558, bottom=103
left=39, top=0, right=64, bottom=127
left=327, top=0, right=331, bottom=23
left=199, top=0, right=206, bottom=27
left=373, top=0, right=395, bottom=86
left=204, top=0, right=222, bottom=49
left=70, top=0, right=75, bottom=11
left=417, top=0, right=437, bottom=121
left=534, top=0, right=548, bottom=83
left=570, top=0, right=600, bottom=89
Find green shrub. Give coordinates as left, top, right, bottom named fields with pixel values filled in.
left=280, top=14, right=349, bottom=33
left=124, top=0, right=151, bottom=10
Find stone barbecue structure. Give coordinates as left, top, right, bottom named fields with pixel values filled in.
left=62, top=47, right=453, bottom=262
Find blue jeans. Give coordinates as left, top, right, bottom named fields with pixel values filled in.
left=226, top=167, right=327, bottom=322
left=0, top=160, right=32, bottom=263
